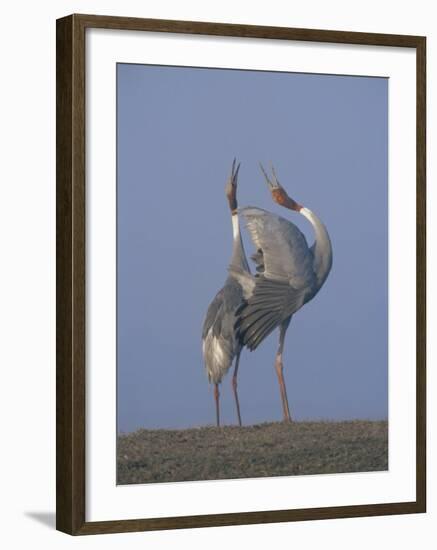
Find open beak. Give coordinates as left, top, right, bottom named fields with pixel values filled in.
left=259, top=162, right=282, bottom=190
left=260, top=163, right=303, bottom=212
left=226, top=158, right=241, bottom=212
left=231, top=157, right=241, bottom=187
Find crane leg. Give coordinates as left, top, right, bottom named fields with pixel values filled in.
left=274, top=319, right=292, bottom=422
left=214, top=383, right=220, bottom=427
left=232, top=352, right=242, bottom=427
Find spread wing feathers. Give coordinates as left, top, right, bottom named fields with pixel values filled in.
left=235, top=276, right=307, bottom=350
left=240, top=207, right=315, bottom=286
left=235, top=208, right=317, bottom=351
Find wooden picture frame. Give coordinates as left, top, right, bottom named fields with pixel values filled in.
left=56, top=13, right=426, bottom=535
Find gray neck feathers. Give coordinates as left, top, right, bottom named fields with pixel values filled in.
left=229, top=214, right=249, bottom=272
left=300, top=207, right=332, bottom=289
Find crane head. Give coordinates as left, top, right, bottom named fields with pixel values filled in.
left=259, top=163, right=302, bottom=212
left=225, top=158, right=241, bottom=213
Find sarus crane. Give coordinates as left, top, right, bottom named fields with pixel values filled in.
left=233, top=164, right=333, bottom=422
left=202, top=159, right=253, bottom=427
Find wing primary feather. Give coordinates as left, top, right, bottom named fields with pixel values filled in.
left=246, top=316, right=279, bottom=351
left=234, top=275, right=308, bottom=350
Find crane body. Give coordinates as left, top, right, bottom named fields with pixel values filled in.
left=202, top=160, right=252, bottom=426
left=234, top=165, right=333, bottom=421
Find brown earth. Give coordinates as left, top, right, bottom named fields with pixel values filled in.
left=117, top=420, right=388, bottom=485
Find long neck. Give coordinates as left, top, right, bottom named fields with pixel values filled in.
left=300, top=207, right=332, bottom=288
left=229, top=212, right=249, bottom=272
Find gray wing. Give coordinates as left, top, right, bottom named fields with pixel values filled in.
left=250, top=248, right=265, bottom=274
left=202, top=288, right=224, bottom=341
left=235, top=207, right=316, bottom=351
left=202, top=279, right=244, bottom=341
left=240, top=207, right=315, bottom=285
left=235, top=276, right=308, bottom=350
left=202, top=280, right=245, bottom=383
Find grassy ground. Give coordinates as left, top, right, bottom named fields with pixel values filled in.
left=117, top=420, right=388, bottom=485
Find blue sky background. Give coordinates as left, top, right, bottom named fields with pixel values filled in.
left=117, top=63, right=388, bottom=433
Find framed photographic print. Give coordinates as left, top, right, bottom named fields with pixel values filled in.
left=56, top=14, right=426, bottom=535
